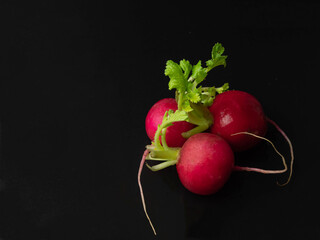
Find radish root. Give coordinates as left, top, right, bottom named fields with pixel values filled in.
left=232, top=132, right=287, bottom=175
left=232, top=118, right=294, bottom=186
left=266, top=117, right=294, bottom=186
left=138, top=149, right=157, bottom=235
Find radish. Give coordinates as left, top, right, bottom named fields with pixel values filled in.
left=137, top=43, right=294, bottom=235
left=138, top=132, right=233, bottom=234
left=145, top=98, right=194, bottom=147
left=139, top=130, right=289, bottom=235
left=208, top=89, right=294, bottom=181
left=138, top=110, right=290, bottom=235
left=209, top=90, right=268, bottom=152
left=138, top=133, right=235, bottom=235
left=176, top=133, right=234, bottom=195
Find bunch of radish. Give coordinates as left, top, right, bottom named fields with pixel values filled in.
left=138, top=43, right=294, bottom=235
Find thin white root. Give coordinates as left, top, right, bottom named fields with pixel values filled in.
left=138, top=149, right=157, bottom=235
left=266, top=117, right=294, bottom=186
left=231, top=132, right=288, bottom=182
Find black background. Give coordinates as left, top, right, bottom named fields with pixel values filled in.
left=1, top=1, right=319, bottom=239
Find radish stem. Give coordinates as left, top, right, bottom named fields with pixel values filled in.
left=161, top=128, right=169, bottom=150
left=146, top=160, right=178, bottom=171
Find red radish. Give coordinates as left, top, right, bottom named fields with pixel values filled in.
left=176, top=133, right=234, bottom=195
left=139, top=131, right=290, bottom=235
left=138, top=43, right=295, bottom=235
left=209, top=90, right=268, bottom=152
left=140, top=93, right=294, bottom=235
left=138, top=132, right=235, bottom=234
left=145, top=98, right=194, bottom=147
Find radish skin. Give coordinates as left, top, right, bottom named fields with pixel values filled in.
left=176, top=133, right=234, bottom=195
left=208, top=90, right=294, bottom=184
left=209, top=90, right=268, bottom=151
left=145, top=98, right=194, bottom=147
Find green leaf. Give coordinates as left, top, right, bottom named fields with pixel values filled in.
left=181, top=100, right=193, bottom=112
left=200, top=83, right=229, bottom=106
left=165, top=60, right=186, bottom=91
left=179, top=59, right=192, bottom=79
left=191, top=61, right=207, bottom=85
left=162, top=109, right=189, bottom=128
left=164, top=43, right=228, bottom=114
left=168, top=109, right=189, bottom=122
left=211, top=43, right=225, bottom=59
left=216, top=83, right=229, bottom=94
left=187, top=90, right=201, bottom=103
left=206, top=43, right=228, bottom=72
left=200, top=86, right=216, bottom=106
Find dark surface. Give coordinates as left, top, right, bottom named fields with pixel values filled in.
left=1, top=1, right=319, bottom=239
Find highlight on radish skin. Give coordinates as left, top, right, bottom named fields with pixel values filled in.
left=209, top=90, right=268, bottom=152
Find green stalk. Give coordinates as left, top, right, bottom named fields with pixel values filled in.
left=146, top=160, right=178, bottom=172
left=182, top=102, right=213, bottom=138
left=161, top=128, right=169, bottom=150
left=177, top=92, right=183, bottom=111
left=144, top=110, right=182, bottom=171
left=146, top=146, right=180, bottom=161
left=181, top=123, right=210, bottom=138
left=153, top=127, right=163, bottom=150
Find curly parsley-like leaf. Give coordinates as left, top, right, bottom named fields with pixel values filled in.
left=216, top=83, right=229, bottom=94
left=206, top=43, right=227, bottom=71
left=181, top=100, right=193, bottom=112
left=200, top=83, right=229, bottom=106
left=191, top=61, right=207, bottom=85
left=187, top=90, right=201, bottom=103
left=180, top=59, right=192, bottom=79
left=165, top=43, right=228, bottom=113
left=165, top=60, right=186, bottom=91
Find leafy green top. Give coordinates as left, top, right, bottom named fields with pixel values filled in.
left=144, top=43, right=230, bottom=172
left=164, top=43, right=228, bottom=112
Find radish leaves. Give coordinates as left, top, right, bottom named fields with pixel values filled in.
left=164, top=43, right=229, bottom=137
left=165, top=43, right=229, bottom=113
